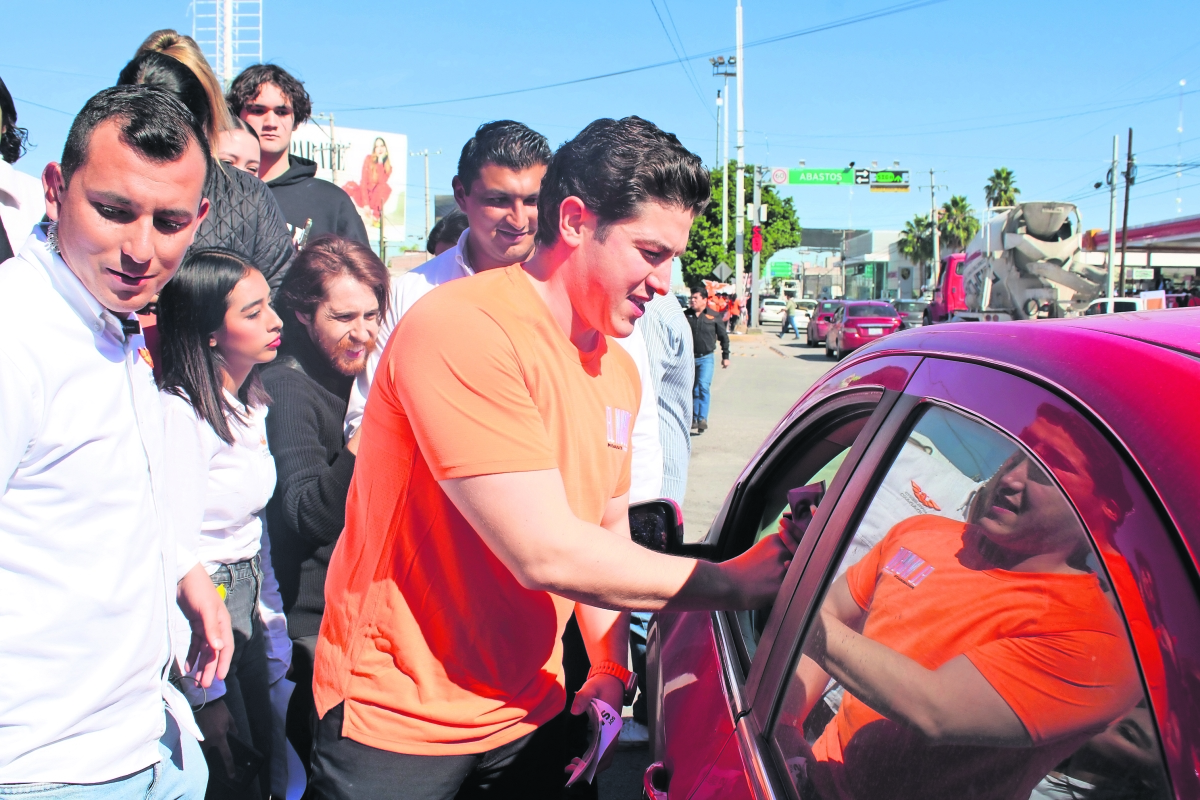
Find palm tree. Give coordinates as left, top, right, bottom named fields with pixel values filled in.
left=939, top=195, right=981, bottom=252
left=898, top=214, right=932, bottom=268
left=985, top=168, right=1020, bottom=208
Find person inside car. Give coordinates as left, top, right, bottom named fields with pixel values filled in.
left=782, top=404, right=1140, bottom=800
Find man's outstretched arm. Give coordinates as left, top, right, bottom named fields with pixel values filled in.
left=439, top=469, right=799, bottom=611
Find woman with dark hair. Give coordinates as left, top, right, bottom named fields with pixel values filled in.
left=118, top=43, right=295, bottom=289
left=0, top=75, right=45, bottom=258
left=158, top=248, right=287, bottom=799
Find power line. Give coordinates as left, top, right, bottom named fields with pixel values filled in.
left=649, top=0, right=713, bottom=119
left=330, top=0, right=951, bottom=112
left=12, top=96, right=74, bottom=116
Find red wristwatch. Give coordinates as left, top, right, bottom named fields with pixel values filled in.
left=588, top=660, right=638, bottom=705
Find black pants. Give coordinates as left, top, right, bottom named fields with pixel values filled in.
left=287, top=634, right=320, bottom=777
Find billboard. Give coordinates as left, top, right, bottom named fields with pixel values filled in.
left=289, top=123, right=407, bottom=251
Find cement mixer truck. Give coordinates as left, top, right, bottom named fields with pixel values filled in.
left=923, top=201, right=1108, bottom=324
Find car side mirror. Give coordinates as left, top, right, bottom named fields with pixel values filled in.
left=629, top=499, right=685, bottom=553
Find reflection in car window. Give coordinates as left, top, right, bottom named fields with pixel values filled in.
left=772, top=404, right=1169, bottom=800
left=847, top=305, right=899, bottom=318
left=1114, top=301, right=1137, bottom=313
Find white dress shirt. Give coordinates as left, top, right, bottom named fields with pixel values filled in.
left=162, top=392, right=291, bottom=702
left=614, top=324, right=664, bottom=503
left=0, top=161, right=44, bottom=254
left=0, top=229, right=198, bottom=783
left=344, top=226, right=475, bottom=438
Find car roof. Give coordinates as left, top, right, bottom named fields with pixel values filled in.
left=843, top=300, right=893, bottom=306
left=852, top=308, right=1200, bottom=561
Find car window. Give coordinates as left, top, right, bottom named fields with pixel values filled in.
left=848, top=305, right=898, bottom=318
left=821, top=302, right=839, bottom=313
left=1114, top=301, right=1138, bottom=313
left=726, top=401, right=881, bottom=664
left=770, top=403, right=1169, bottom=800
left=1085, top=301, right=1106, bottom=316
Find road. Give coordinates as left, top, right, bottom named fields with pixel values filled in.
left=599, top=324, right=836, bottom=800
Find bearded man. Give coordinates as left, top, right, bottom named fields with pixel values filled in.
left=258, top=233, right=388, bottom=773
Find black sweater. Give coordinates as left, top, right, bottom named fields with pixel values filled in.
left=266, top=155, right=370, bottom=247
left=262, top=320, right=356, bottom=638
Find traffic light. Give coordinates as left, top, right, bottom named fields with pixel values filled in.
left=751, top=226, right=763, bottom=253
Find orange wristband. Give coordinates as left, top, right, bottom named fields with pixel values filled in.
left=588, top=660, right=638, bottom=705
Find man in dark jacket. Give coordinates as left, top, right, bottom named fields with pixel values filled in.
left=261, top=234, right=387, bottom=772
left=228, top=64, right=369, bottom=247
left=685, top=286, right=730, bottom=433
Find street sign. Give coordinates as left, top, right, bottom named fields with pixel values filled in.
left=869, top=169, right=910, bottom=192
left=769, top=262, right=792, bottom=277
left=771, top=167, right=854, bottom=186
left=854, top=169, right=871, bottom=185
left=714, top=262, right=733, bottom=282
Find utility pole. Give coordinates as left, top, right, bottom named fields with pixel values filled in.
left=714, top=90, right=722, bottom=172
left=1117, top=128, right=1135, bottom=296
left=734, top=0, right=746, bottom=305
left=409, top=148, right=441, bottom=242
left=929, top=168, right=940, bottom=295
left=750, top=166, right=763, bottom=328
left=313, top=113, right=342, bottom=183
left=1106, top=135, right=1119, bottom=303
left=710, top=55, right=736, bottom=248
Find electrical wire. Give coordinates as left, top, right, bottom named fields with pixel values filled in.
left=649, top=0, right=714, bottom=119
left=329, top=0, right=951, bottom=112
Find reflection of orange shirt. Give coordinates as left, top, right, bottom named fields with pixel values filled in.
left=313, top=265, right=639, bottom=755
left=811, top=515, right=1139, bottom=800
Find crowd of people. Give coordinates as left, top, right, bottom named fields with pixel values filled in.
left=0, top=28, right=796, bottom=800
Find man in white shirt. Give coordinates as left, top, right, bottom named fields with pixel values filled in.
left=344, top=120, right=551, bottom=436
left=0, top=86, right=231, bottom=797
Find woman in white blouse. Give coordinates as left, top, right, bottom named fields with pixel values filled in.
left=158, top=248, right=287, bottom=798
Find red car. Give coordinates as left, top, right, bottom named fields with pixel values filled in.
left=636, top=309, right=1200, bottom=800
left=805, top=300, right=843, bottom=348
left=824, top=300, right=903, bottom=360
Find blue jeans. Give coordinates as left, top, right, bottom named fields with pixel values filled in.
left=0, top=711, right=206, bottom=799
left=693, top=353, right=714, bottom=422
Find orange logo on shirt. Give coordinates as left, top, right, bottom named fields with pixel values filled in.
left=138, top=348, right=154, bottom=369
left=606, top=407, right=631, bottom=451
left=910, top=480, right=940, bottom=511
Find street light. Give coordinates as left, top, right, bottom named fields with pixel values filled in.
left=710, top=56, right=737, bottom=249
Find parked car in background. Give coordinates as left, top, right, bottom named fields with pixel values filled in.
left=805, top=300, right=843, bottom=347
left=794, top=299, right=816, bottom=331
left=640, top=309, right=1200, bottom=800
left=892, top=298, right=929, bottom=328
left=1084, top=297, right=1146, bottom=315
left=824, top=300, right=903, bottom=360
left=759, top=298, right=788, bottom=324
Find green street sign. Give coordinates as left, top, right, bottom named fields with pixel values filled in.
left=769, top=262, right=793, bottom=277
left=769, top=167, right=852, bottom=186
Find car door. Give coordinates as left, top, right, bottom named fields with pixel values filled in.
left=739, top=356, right=1191, bottom=799
left=646, top=356, right=922, bottom=799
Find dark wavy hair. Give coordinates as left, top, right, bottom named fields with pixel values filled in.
left=457, top=120, right=550, bottom=195
left=117, top=51, right=214, bottom=147
left=226, top=63, right=312, bottom=126
left=0, top=76, right=31, bottom=164
left=536, top=116, right=709, bottom=247
left=61, top=85, right=210, bottom=188
left=158, top=248, right=271, bottom=444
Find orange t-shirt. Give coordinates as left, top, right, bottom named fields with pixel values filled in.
left=809, top=515, right=1140, bottom=800
left=312, top=265, right=639, bottom=756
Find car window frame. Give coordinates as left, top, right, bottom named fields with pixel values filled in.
left=753, top=357, right=1186, bottom=799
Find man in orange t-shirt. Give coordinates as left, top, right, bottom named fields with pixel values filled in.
left=788, top=443, right=1140, bottom=800
left=308, top=117, right=799, bottom=800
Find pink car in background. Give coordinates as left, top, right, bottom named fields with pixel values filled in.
left=805, top=300, right=843, bottom=348
left=824, top=300, right=903, bottom=360
left=634, top=309, right=1200, bottom=800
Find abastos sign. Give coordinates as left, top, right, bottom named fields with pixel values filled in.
left=770, top=167, right=853, bottom=186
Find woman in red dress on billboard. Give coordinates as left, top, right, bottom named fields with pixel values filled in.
left=344, top=137, right=393, bottom=224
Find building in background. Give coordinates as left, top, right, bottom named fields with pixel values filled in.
left=843, top=230, right=900, bottom=300
left=289, top=123, right=407, bottom=260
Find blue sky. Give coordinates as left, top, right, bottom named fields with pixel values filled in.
left=3, top=0, right=1198, bottom=240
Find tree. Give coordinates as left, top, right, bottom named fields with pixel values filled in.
left=984, top=167, right=1020, bottom=208
left=939, top=195, right=980, bottom=253
left=681, top=161, right=802, bottom=285
left=898, top=213, right=932, bottom=270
